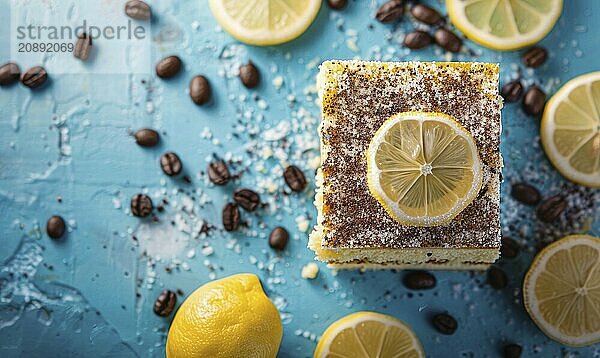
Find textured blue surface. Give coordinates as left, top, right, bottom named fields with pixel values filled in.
left=1, top=0, right=599, bottom=357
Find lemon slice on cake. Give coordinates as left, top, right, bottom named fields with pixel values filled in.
left=446, top=0, right=563, bottom=51
left=523, top=235, right=600, bottom=347
left=366, top=112, right=483, bottom=227
left=541, top=72, right=600, bottom=188
left=208, top=0, right=322, bottom=46
left=314, top=311, right=424, bottom=358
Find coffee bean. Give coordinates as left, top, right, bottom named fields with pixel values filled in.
left=432, top=313, right=457, bottom=335
left=376, top=0, right=404, bottom=23
left=0, top=62, right=20, bottom=86
left=403, top=30, right=432, bottom=49
left=511, top=182, right=541, bottom=205
left=284, top=165, right=307, bottom=192
left=233, top=188, right=261, bottom=212
left=522, top=46, right=548, bottom=68
left=207, top=161, right=231, bottom=185
left=503, top=343, right=523, bottom=358
left=328, top=0, right=347, bottom=10
left=522, top=86, right=546, bottom=116
left=131, top=194, right=153, bottom=217
left=222, top=203, right=240, bottom=231
left=410, top=4, right=442, bottom=25
left=403, top=271, right=436, bottom=290
left=73, top=33, right=92, bottom=61
left=434, top=28, right=462, bottom=53
left=189, top=75, right=211, bottom=105
left=21, top=66, right=48, bottom=89
left=239, top=61, right=260, bottom=88
left=47, top=215, right=66, bottom=239
left=153, top=290, right=176, bottom=317
left=537, top=195, right=567, bottom=223
left=160, top=152, right=182, bottom=176
left=501, top=237, right=519, bottom=258
left=488, top=266, right=508, bottom=289
left=134, top=128, right=160, bottom=147
left=501, top=80, right=524, bottom=102
left=125, top=0, right=152, bottom=20
left=156, top=55, right=182, bottom=79
left=269, top=227, right=289, bottom=250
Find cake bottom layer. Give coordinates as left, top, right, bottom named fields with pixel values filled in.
left=309, top=243, right=499, bottom=271
left=328, top=259, right=492, bottom=271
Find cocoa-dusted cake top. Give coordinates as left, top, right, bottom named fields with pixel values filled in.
left=317, top=61, right=503, bottom=249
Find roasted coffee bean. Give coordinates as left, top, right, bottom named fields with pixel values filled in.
left=376, top=0, right=404, bottom=23
left=403, top=30, right=432, bottom=49
left=283, top=165, right=307, bottom=192
left=432, top=313, right=457, bottom=335
left=47, top=215, right=66, bottom=239
left=328, top=0, right=347, bottom=10
left=410, top=4, right=442, bottom=25
left=522, top=46, right=548, bottom=68
left=501, top=80, right=524, bottom=102
left=537, top=195, right=567, bottom=223
left=269, top=227, right=289, bottom=250
left=0, top=62, right=20, bottom=86
left=511, top=182, right=541, bottom=205
left=239, top=61, right=260, bottom=88
left=21, top=66, right=48, bottom=89
left=501, top=237, right=519, bottom=258
left=488, top=266, right=508, bottom=289
left=155, top=55, right=182, bottom=79
left=153, top=290, right=176, bottom=317
left=222, top=203, right=240, bottom=231
left=125, top=0, right=152, bottom=20
left=207, top=161, right=230, bottom=185
left=134, top=128, right=160, bottom=147
left=434, top=28, right=462, bottom=53
left=522, top=86, right=546, bottom=116
left=160, top=152, right=182, bottom=176
left=403, top=271, right=436, bottom=290
left=73, top=33, right=92, bottom=61
left=131, top=194, right=153, bottom=217
left=503, top=343, right=523, bottom=358
left=189, top=75, right=211, bottom=105
left=233, top=188, right=261, bottom=212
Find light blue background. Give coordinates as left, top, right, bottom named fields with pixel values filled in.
left=1, top=0, right=599, bottom=357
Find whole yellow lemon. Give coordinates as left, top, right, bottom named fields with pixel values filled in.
left=166, top=273, right=283, bottom=358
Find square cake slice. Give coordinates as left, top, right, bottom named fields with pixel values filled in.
left=309, top=61, right=503, bottom=270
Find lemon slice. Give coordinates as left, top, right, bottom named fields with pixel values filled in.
left=446, top=0, right=563, bottom=51
left=366, top=112, right=483, bottom=227
left=208, top=0, right=322, bottom=46
left=314, top=311, right=424, bottom=358
left=541, top=72, right=600, bottom=188
left=523, top=235, right=600, bottom=347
